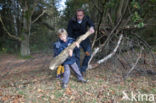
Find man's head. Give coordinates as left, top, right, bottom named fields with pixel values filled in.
left=76, top=9, right=84, bottom=21
left=57, top=28, right=68, bottom=42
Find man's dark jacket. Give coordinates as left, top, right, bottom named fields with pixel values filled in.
left=67, top=16, right=94, bottom=41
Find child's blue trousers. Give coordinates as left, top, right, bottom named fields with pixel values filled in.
left=62, top=62, right=84, bottom=84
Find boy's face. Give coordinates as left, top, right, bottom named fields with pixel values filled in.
left=59, top=34, right=67, bottom=42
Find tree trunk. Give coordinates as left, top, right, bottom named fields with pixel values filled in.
left=20, top=5, right=31, bottom=56
left=20, top=34, right=30, bottom=56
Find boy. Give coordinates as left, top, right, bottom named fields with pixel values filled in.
left=53, top=28, right=87, bottom=88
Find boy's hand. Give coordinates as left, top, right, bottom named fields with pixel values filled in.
left=68, top=49, right=73, bottom=57
left=75, top=42, right=80, bottom=48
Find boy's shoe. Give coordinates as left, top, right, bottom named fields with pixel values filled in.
left=56, top=75, right=61, bottom=79
left=62, top=83, right=67, bottom=89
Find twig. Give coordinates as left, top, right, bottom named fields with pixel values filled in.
left=124, top=47, right=143, bottom=79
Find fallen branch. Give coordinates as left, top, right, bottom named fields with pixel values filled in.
left=49, top=31, right=93, bottom=70
left=97, top=34, right=123, bottom=64
left=88, top=34, right=123, bottom=69
left=124, top=47, right=143, bottom=79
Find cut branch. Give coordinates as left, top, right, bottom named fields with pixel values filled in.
left=49, top=31, right=93, bottom=70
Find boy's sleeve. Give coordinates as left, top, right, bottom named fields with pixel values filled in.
left=53, top=42, right=61, bottom=57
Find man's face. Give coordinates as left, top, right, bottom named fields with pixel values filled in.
left=76, top=11, right=84, bottom=21
left=59, top=34, right=67, bottom=42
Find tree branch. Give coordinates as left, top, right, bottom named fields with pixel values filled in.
left=40, top=22, right=55, bottom=31
left=0, top=16, right=21, bottom=41
left=32, top=10, right=46, bottom=24
left=124, top=47, right=143, bottom=79
left=88, top=34, right=123, bottom=69
left=98, top=34, right=123, bottom=64
left=90, top=0, right=102, bottom=13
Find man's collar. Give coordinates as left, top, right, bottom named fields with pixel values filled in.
left=72, top=16, right=88, bottom=22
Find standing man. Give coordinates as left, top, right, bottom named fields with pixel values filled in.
left=67, top=9, right=95, bottom=76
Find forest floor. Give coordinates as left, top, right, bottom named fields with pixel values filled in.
left=0, top=53, right=156, bottom=103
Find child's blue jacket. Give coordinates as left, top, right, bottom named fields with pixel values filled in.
left=53, top=37, right=76, bottom=65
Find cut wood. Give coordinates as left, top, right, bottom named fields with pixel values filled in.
left=49, top=31, right=93, bottom=70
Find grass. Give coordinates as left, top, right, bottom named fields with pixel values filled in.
left=17, top=54, right=33, bottom=59
left=1, top=68, right=156, bottom=103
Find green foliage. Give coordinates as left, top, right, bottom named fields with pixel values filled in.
left=17, top=54, right=32, bottom=59
left=137, top=22, right=144, bottom=28
left=105, top=0, right=116, bottom=8
left=0, top=0, right=156, bottom=55
left=150, top=0, right=156, bottom=3
left=24, top=9, right=32, bottom=22
left=30, top=22, right=57, bottom=52
left=131, top=0, right=140, bottom=9
left=0, top=0, right=59, bottom=55
left=63, top=0, right=89, bottom=20
left=131, top=1, right=145, bottom=28
left=0, top=48, right=8, bottom=54
left=132, top=11, right=142, bottom=23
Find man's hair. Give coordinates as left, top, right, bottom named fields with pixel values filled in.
left=76, top=8, right=85, bottom=14
left=57, top=28, right=68, bottom=36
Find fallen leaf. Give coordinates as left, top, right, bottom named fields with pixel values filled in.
left=65, top=88, right=72, bottom=95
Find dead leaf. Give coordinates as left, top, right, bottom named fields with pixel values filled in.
left=65, top=88, right=72, bottom=95
left=50, top=95, right=54, bottom=99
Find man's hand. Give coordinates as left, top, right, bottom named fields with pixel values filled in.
left=89, top=27, right=95, bottom=34
left=75, top=42, right=80, bottom=48
left=68, top=49, right=73, bottom=57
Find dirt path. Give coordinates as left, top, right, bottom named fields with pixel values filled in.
left=0, top=53, right=53, bottom=84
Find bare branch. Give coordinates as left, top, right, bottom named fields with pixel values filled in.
left=107, top=13, right=114, bottom=26
left=124, top=47, right=143, bottom=78
left=97, top=34, right=123, bottom=64
left=116, top=0, right=124, bottom=21
left=88, top=34, right=123, bottom=69
left=0, top=16, right=21, bottom=41
left=121, top=24, right=156, bottom=30
left=32, top=10, right=46, bottom=24
left=90, top=0, right=102, bottom=13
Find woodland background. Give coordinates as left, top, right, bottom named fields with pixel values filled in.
left=0, top=0, right=156, bottom=103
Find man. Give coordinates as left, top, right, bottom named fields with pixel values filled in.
left=67, top=9, right=95, bottom=76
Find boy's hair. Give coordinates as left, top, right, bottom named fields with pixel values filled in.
left=57, top=28, right=68, bottom=36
